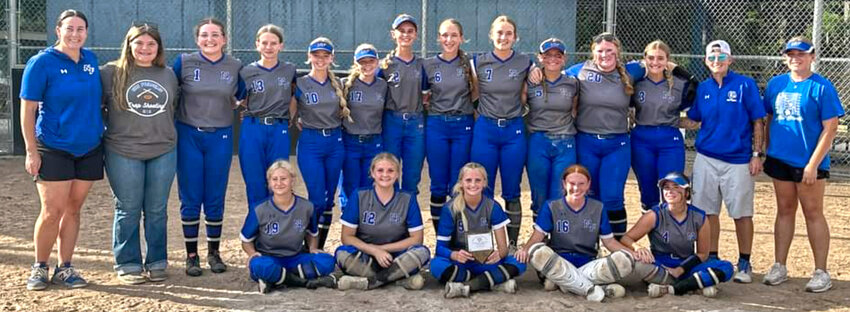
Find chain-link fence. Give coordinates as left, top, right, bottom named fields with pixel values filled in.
left=2, top=0, right=849, bottom=173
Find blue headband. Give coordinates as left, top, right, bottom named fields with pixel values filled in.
left=783, top=41, right=814, bottom=54
left=354, top=48, right=378, bottom=62
left=309, top=41, right=333, bottom=53
left=539, top=39, right=566, bottom=54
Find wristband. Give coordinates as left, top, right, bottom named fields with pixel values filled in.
left=680, top=255, right=702, bottom=272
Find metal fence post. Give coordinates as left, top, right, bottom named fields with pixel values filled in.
left=421, top=0, right=428, bottom=58
left=812, top=0, right=824, bottom=72
left=226, top=0, right=233, bottom=55
left=605, top=0, right=616, bottom=34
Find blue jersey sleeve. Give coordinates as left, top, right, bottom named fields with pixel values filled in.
left=240, top=206, right=260, bottom=242
left=743, top=77, right=766, bottom=120
left=565, top=63, right=584, bottom=78
left=625, top=61, right=645, bottom=81
left=533, top=201, right=554, bottom=234
left=376, top=68, right=385, bottom=80
left=20, top=55, right=47, bottom=101
left=235, top=73, right=247, bottom=100
left=420, top=66, right=430, bottom=91
left=340, top=189, right=360, bottom=228
left=598, top=208, right=613, bottom=238
left=491, top=201, right=510, bottom=230
left=406, top=194, right=424, bottom=232
left=816, top=78, right=845, bottom=120
left=172, top=54, right=183, bottom=85
left=435, top=204, right=456, bottom=258
left=294, top=85, right=303, bottom=100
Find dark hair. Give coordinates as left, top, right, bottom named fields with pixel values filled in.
left=194, top=17, right=225, bottom=38
left=56, top=9, right=88, bottom=28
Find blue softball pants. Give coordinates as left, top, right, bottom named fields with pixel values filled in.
left=297, top=128, right=344, bottom=229
left=176, top=121, right=232, bottom=245
left=249, top=252, right=335, bottom=283
left=426, top=114, right=474, bottom=198
left=630, top=125, right=685, bottom=211
left=655, top=254, right=733, bottom=287
left=238, top=117, right=291, bottom=209
left=342, top=132, right=383, bottom=204
left=382, top=111, right=425, bottom=194
left=470, top=116, right=527, bottom=201
left=527, top=132, right=577, bottom=215
left=429, top=255, right=527, bottom=283
left=576, top=132, right=630, bottom=237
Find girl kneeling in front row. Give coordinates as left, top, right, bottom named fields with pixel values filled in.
left=431, top=162, right=527, bottom=298
left=240, top=160, right=337, bottom=294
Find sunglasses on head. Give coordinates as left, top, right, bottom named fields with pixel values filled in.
left=706, top=54, right=728, bottom=62
left=131, top=21, right=158, bottom=30
left=593, top=33, right=617, bottom=43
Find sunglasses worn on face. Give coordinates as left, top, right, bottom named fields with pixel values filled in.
left=131, top=21, right=158, bottom=30
left=706, top=54, right=728, bottom=62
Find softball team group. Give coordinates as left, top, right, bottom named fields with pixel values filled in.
left=20, top=8, right=844, bottom=301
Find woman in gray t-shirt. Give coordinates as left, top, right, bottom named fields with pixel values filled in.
left=101, top=23, right=179, bottom=284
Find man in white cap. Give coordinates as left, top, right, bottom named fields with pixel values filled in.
left=686, top=40, right=766, bottom=284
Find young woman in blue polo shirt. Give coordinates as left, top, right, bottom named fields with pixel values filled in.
left=20, top=9, right=103, bottom=291
left=762, top=37, right=845, bottom=293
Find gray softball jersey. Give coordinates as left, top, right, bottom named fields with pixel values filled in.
left=243, top=197, right=317, bottom=258
left=446, top=197, right=509, bottom=252
left=175, top=53, right=243, bottom=127
left=344, top=189, right=419, bottom=245
left=649, top=204, right=705, bottom=259
left=632, top=75, right=689, bottom=127
left=569, top=60, right=632, bottom=134
left=101, top=64, right=179, bottom=160
left=540, top=198, right=609, bottom=257
left=473, top=51, right=532, bottom=119
left=342, top=77, right=387, bottom=135
left=295, top=75, right=342, bottom=129
left=526, top=75, right=579, bottom=134
left=381, top=56, right=425, bottom=113
left=240, top=61, right=297, bottom=119
left=423, top=55, right=474, bottom=115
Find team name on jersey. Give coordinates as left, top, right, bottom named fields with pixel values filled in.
left=82, top=64, right=95, bottom=75
left=775, top=92, right=803, bottom=121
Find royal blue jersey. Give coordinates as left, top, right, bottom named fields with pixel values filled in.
left=688, top=71, right=766, bottom=164
left=20, top=47, right=103, bottom=156
left=764, top=73, right=845, bottom=170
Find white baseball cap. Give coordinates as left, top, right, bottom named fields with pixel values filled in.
left=705, top=40, right=732, bottom=56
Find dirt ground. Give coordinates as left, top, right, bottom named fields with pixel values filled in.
left=0, top=154, right=848, bottom=312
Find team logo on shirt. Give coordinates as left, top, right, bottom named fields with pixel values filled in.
left=583, top=219, right=596, bottom=231
left=82, top=64, right=95, bottom=75
left=661, top=91, right=675, bottom=104
left=390, top=212, right=402, bottom=224
left=479, top=217, right=488, bottom=227
left=776, top=92, right=803, bottom=122
left=220, top=71, right=232, bottom=82
left=726, top=90, right=738, bottom=102
left=456, top=68, right=464, bottom=77
left=687, top=232, right=697, bottom=241
left=277, top=77, right=288, bottom=86
left=294, top=219, right=304, bottom=232
left=508, top=69, right=519, bottom=80
left=125, top=79, right=169, bottom=117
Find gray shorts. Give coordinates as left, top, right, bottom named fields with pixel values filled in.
left=691, top=153, right=754, bottom=219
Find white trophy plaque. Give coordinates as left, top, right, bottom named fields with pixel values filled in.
left=467, top=232, right=494, bottom=263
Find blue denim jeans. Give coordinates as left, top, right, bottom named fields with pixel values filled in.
left=106, top=148, right=176, bottom=274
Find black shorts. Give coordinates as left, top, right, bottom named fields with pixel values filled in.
left=763, top=155, right=829, bottom=183
left=37, top=143, right=104, bottom=181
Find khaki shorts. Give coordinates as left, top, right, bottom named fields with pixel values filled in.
left=691, top=153, right=754, bottom=219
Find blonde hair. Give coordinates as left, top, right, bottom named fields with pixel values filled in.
left=108, top=24, right=165, bottom=111
left=307, top=37, right=351, bottom=121
left=643, top=40, right=674, bottom=93
left=450, top=163, right=489, bottom=227
left=490, top=15, right=519, bottom=44
left=592, top=32, right=633, bottom=96
left=266, top=159, right=296, bottom=183
left=438, top=19, right=474, bottom=92
left=344, top=43, right=378, bottom=98
left=369, top=153, right=401, bottom=185
left=256, top=24, right=283, bottom=42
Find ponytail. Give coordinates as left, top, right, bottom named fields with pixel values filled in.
left=616, top=62, right=634, bottom=96
left=328, top=70, right=351, bottom=122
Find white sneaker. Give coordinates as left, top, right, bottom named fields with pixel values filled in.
left=762, top=263, right=789, bottom=286
left=647, top=283, right=673, bottom=298
left=701, top=286, right=718, bottom=298
left=444, top=282, right=470, bottom=298
left=732, top=260, right=753, bottom=284
left=337, top=275, right=369, bottom=291
left=494, top=279, right=517, bottom=294
left=397, top=273, right=425, bottom=290
left=257, top=280, right=271, bottom=294
left=542, top=279, right=558, bottom=291
left=604, top=284, right=626, bottom=298
left=586, top=285, right=605, bottom=302
left=805, top=269, right=832, bottom=293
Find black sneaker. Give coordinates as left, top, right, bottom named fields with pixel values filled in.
left=208, top=253, right=227, bottom=273
left=306, top=275, right=337, bottom=289
left=185, top=255, right=202, bottom=277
